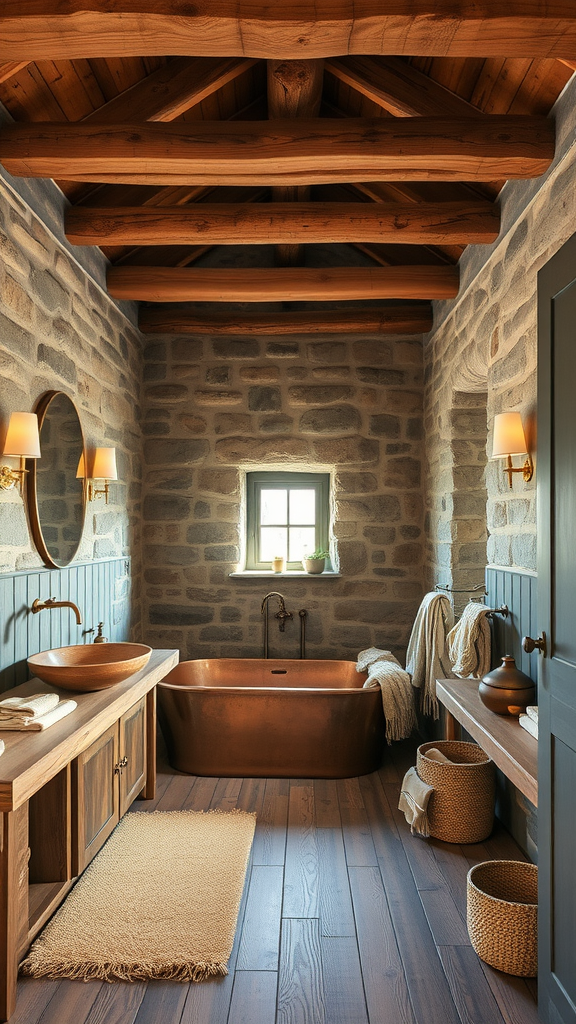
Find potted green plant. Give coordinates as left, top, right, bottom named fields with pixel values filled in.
left=302, top=548, right=329, bottom=574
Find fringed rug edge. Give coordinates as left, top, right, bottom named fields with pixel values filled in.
left=20, top=957, right=229, bottom=983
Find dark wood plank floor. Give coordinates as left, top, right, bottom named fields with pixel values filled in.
left=13, top=739, right=539, bottom=1024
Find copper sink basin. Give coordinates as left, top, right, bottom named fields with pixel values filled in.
left=27, top=643, right=153, bottom=692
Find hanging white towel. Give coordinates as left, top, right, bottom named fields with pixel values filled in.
left=398, top=767, right=434, bottom=836
left=357, top=648, right=416, bottom=743
left=447, top=602, right=492, bottom=678
left=405, top=592, right=456, bottom=718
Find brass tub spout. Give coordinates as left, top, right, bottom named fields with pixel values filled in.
left=31, top=597, right=83, bottom=625
left=261, top=592, right=293, bottom=657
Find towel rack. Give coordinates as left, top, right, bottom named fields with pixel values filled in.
left=434, top=584, right=509, bottom=618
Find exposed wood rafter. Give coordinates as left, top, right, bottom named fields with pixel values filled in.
left=107, top=265, right=459, bottom=301
left=139, top=305, right=434, bottom=335
left=2, top=118, right=554, bottom=185
left=3, top=3, right=576, bottom=60
left=325, top=56, right=481, bottom=117
left=66, top=201, right=499, bottom=247
left=0, top=60, right=30, bottom=84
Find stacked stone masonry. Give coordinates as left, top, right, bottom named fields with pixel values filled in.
left=0, top=178, right=143, bottom=634
left=142, top=333, right=426, bottom=662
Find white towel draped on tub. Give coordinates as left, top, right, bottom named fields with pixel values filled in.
left=405, top=592, right=456, bottom=718
left=357, top=648, right=416, bottom=744
left=446, top=602, right=492, bottom=679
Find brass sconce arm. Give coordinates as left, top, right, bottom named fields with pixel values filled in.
left=503, top=452, right=534, bottom=488
left=0, top=460, right=28, bottom=491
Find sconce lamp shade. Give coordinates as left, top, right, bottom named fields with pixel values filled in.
left=492, top=412, right=528, bottom=458
left=76, top=452, right=86, bottom=479
left=3, top=412, right=41, bottom=459
left=91, top=447, right=117, bottom=481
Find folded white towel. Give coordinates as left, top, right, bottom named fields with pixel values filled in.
left=358, top=648, right=417, bottom=744
left=405, top=592, right=456, bottom=718
left=0, top=692, right=60, bottom=720
left=0, top=740, right=4, bottom=757
left=0, top=699, right=77, bottom=731
left=447, top=602, right=492, bottom=679
left=525, top=705, right=538, bottom=724
left=398, top=766, right=433, bottom=836
left=519, top=713, right=538, bottom=740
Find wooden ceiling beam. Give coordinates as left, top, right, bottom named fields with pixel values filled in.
left=82, top=56, right=257, bottom=123
left=3, top=4, right=576, bottom=60
left=139, top=305, right=434, bottom=335
left=267, top=58, right=324, bottom=266
left=106, top=265, right=459, bottom=302
left=66, top=200, right=499, bottom=247
left=325, top=56, right=481, bottom=118
left=1, top=117, right=554, bottom=185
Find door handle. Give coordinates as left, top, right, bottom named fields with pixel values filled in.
left=522, top=632, right=547, bottom=656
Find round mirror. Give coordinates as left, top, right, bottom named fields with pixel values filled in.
left=27, top=391, right=86, bottom=569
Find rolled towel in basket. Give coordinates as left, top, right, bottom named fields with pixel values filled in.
left=398, top=767, right=434, bottom=837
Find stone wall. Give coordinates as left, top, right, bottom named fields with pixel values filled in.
left=0, top=176, right=144, bottom=635
left=423, top=72, right=576, bottom=593
left=141, top=330, right=426, bottom=662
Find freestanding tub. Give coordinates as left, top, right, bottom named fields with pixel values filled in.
left=158, top=659, right=385, bottom=778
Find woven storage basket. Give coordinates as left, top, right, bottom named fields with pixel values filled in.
left=467, top=860, right=538, bottom=976
left=416, top=740, right=495, bottom=843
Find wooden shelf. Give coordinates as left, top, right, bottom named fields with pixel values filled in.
left=436, top=678, right=538, bottom=807
left=28, top=880, right=75, bottom=943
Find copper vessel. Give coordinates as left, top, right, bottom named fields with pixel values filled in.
left=158, top=659, right=385, bottom=778
left=479, top=655, right=535, bottom=716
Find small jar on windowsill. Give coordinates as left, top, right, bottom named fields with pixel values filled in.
left=272, top=556, right=285, bottom=573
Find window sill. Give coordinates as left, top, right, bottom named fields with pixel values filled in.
left=229, top=570, right=341, bottom=578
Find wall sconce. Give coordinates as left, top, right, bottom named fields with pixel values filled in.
left=0, top=412, right=41, bottom=493
left=491, top=412, right=534, bottom=488
left=82, top=447, right=118, bottom=504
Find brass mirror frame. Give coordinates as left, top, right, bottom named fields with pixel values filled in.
left=26, top=390, right=87, bottom=570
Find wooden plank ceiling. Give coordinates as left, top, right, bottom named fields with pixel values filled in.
left=0, top=7, right=572, bottom=335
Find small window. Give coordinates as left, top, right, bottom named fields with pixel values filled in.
left=246, top=471, right=330, bottom=571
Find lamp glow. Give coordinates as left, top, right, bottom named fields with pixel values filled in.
left=91, top=447, right=118, bottom=481
left=76, top=452, right=86, bottom=479
left=3, top=412, right=41, bottom=459
left=491, top=412, right=533, bottom=488
left=0, top=412, right=41, bottom=493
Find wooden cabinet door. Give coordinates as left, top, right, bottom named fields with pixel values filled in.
left=119, top=697, right=146, bottom=817
left=73, top=721, right=120, bottom=875
left=537, top=234, right=576, bottom=1024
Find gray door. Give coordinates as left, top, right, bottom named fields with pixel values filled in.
left=537, top=235, right=576, bottom=1024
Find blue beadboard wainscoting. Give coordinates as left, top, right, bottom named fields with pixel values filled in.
left=485, top=565, right=538, bottom=681
left=0, top=557, right=131, bottom=692
left=486, top=564, right=539, bottom=860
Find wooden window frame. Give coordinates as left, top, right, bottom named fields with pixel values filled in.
left=246, top=471, right=330, bottom=571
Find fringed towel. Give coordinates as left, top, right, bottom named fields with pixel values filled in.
left=357, top=648, right=416, bottom=744
left=398, top=748, right=451, bottom=837
left=405, top=592, right=455, bottom=718
left=447, top=602, right=492, bottom=678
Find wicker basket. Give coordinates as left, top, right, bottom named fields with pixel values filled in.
left=467, top=860, right=538, bottom=976
left=416, top=740, right=495, bottom=843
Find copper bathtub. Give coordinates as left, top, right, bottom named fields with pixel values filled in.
left=158, top=659, right=385, bottom=778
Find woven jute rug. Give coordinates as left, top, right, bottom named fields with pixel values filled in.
left=21, top=809, right=256, bottom=983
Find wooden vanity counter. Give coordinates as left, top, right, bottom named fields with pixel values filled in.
left=0, top=648, right=178, bottom=1021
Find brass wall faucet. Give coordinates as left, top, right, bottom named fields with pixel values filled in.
left=31, top=597, right=83, bottom=625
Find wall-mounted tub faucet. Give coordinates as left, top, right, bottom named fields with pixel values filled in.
left=31, top=597, right=83, bottom=626
left=261, top=592, right=293, bottom=657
